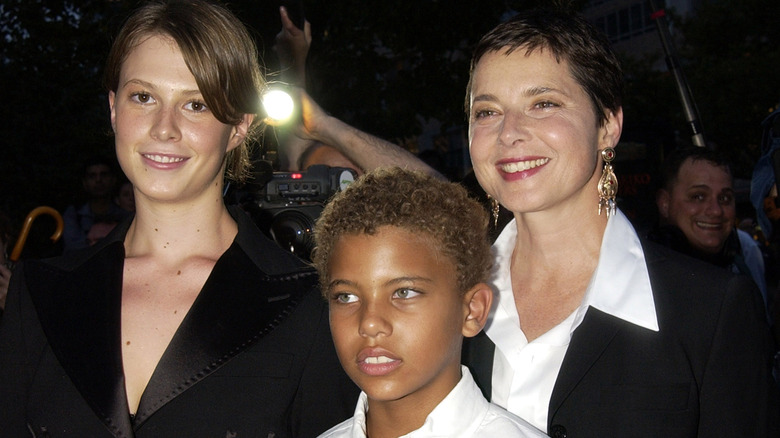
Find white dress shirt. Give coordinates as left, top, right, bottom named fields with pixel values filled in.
left=318, top=366, right=546, bottom=438
left=484, top=209, right=659, bottom=432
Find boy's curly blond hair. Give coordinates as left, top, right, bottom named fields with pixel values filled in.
left=312, top=167, right=492, bottom=295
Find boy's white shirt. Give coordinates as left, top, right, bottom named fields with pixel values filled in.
left=317, top=366, right=546, bottom=437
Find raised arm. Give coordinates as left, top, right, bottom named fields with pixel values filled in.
left=273, top=6, right=311, bottom=87
left=272, top=7, right=439, bottom=177
left=290, top=89, right=442, bottom=177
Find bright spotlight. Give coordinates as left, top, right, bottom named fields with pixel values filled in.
left=262, top=88, right=295, bottom=125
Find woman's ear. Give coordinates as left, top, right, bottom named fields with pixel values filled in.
left=227, top=113, right=254, bottom=151
left=462, top=283, right=493, bottom=338
left=108, top=91, right=117, bottom=132
left=599, top=107, right=623, bottom=150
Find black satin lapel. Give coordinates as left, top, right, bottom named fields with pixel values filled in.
left=462, top=330, right=495, bottom=400
left=27, top=242, right=134, bottom=437
left=133, top=243, right=317, bottom=425
left=548, top=308, right=620, bottom=425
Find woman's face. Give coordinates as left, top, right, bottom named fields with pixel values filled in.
left=468, top=47, right=621, bottom=216
left=108, top=34, right=250, bottom=206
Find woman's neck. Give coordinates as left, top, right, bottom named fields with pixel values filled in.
left=124, top=200, right=237, bottom=261
left=508, top=201, right=609, bottom=341
left=512, top=198, right=608, bottom=260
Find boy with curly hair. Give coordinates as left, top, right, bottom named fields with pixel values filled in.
left=313, top=167, right=545, bottom=437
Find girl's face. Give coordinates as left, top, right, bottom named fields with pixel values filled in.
left=108, top=34, right=250, bottom=207
left=468, top=47, right=621, bottom=217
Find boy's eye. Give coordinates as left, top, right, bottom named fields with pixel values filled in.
left=333, top=293, right=358, bottom=304
left=393, top=288, right=421, bottom=299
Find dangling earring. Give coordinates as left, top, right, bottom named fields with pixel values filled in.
left=487, top=194, right=500, bottom=227
left=597, top=147, right=618, bottom=217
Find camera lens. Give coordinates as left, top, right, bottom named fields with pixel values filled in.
left=269, top=208, right=319, bottom=259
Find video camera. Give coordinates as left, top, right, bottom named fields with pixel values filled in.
left=239, top=164, right=357, bottom=261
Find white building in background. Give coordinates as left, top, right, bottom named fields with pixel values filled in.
left=582, top=0, right=701, bottom=66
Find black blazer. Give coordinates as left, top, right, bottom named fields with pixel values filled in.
left=463, top=239, right=779, bottom=437
left=0, top=206, right=358, bottom=438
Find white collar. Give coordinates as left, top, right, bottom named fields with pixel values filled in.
left=579, top=209, right=658, bottom=331
left=347, top=367, right=494, bottom=437
left=489, top=209, right=658, bottom=334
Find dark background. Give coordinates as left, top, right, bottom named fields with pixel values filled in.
left=1, top=0, right=778, bottom=258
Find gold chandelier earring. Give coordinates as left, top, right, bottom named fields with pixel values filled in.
left=597, top=147, right=618, bottom=217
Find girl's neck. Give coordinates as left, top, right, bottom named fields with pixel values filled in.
left=124, top=201, right=237, bottom=261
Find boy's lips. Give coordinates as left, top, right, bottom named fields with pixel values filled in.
left=356, top=347, right=402, bottom=376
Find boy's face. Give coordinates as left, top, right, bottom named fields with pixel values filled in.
left=325, top=226, right=469, bottom=411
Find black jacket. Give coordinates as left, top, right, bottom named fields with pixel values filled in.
left=463, top=239, right=779, bottom=437
left=0, top=206, right=358, bottom=437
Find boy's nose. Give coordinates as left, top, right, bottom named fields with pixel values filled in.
left=358, top=304, right=392, bottom=338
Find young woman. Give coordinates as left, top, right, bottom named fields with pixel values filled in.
left=0, top=1, right=357, bottom=436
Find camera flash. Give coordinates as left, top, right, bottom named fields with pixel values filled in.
left=262, top=89, right=295, bottom=125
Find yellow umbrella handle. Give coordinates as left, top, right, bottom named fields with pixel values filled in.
left=9, top=206, right=64, bottom=262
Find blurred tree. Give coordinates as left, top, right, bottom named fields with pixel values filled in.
left=676, top=0, right=780, bottom=177
left=0, top=0, right=133, bottom=241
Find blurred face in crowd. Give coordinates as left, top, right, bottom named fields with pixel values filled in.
left=83, top=164, right=116, bottom=199
left=302, top=144, right=362, bottom=176
left=657, top=157, right=736, bottom=254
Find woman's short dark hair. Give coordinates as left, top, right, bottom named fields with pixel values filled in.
left=466, top=7, right=624, bottom=128
left=103, top=0, right=264, bottom=182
